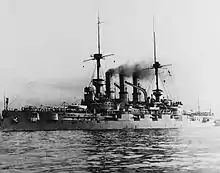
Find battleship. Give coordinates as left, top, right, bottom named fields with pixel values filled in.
left=0, top=17, right=189, bottom=132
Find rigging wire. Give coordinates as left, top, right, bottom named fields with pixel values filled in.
left=160, top=76, right=169, bottom=99
left=159, top=72, right=174, bottom=100
left=100, top=66, right=105, bottom=80
left=146, top=76, right=155, bottom=94
left=89, top=63, right=97, bottom=86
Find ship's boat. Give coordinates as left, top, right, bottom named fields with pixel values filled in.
left=0, top=16, right=189, bottom=132
left=214, top=119, right=220, bottom=126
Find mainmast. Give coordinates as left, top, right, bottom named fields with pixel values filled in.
left=152, top=18, right=162, bottom=102
left=152, top=17, right=171, bottom=102
left=83, top=14, right=114, bottom=97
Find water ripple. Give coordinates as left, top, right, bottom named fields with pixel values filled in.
left=0, top=126, right=219, bottom=172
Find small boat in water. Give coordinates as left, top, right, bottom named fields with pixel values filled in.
left=213, top=119, right=220, bottom=126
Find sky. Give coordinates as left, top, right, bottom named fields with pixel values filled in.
left=0, top=0, right=219, bottom=115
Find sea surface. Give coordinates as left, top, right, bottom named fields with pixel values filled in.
left=0, top=124, right=219, bottom=173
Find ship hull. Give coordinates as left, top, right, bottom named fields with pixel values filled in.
left=1, top=111, right=187, bottom=132
left=1, top=120, right=184, bottom=132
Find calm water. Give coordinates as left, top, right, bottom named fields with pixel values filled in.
left=0, top=125, right=220, bottom=173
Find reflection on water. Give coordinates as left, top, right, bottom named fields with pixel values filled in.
left=0, top=125, right=219, bottom=173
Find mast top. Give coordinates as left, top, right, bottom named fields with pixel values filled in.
left=153, top=16, right=157, bottom=63
left=97, top=13, right=102, bottom=54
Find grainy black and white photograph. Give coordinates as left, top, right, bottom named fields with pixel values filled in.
left=0, top=0, right=219, bottom=172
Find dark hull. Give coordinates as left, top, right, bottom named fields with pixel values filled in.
left=1, top=110, right=188, bottom=132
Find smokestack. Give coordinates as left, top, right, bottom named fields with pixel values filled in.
left=119, top=73, right=128, bottom=102
left=105, top=71, right=113, bottom=99
left=132, top=72, right=141, bottom=103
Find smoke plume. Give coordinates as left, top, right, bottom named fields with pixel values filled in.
left=107, top=61, right=153, bottom=79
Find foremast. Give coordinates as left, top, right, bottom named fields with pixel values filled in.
left=92, top=15, right=103, bottom=97
left=83, top=15, right=113, bottom=98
